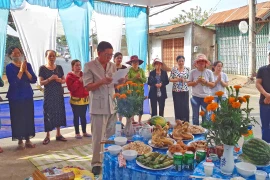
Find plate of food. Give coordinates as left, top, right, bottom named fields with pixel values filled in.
left=167, top=140, right=190, bottom=157
left=188, top=125, right=207, bottom=135
left=148, top=138, right=176, bottom=149
left=122, top=141, right=152, bottom=155
left=188, top=140, right=207, bottom=151
left=136, top=152, right=173, bottom=170
left=170, top=120, right=195, bottom=142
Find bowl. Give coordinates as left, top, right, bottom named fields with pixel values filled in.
left=108, top=145, right=122, bottom=156
left=114, top=137, right=127, bottom=146
left=122, top=150, right=138, bottom=161
left=235, top=162, right=256, bottom=178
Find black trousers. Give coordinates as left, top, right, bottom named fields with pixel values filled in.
left=70, top=104, right=88, bottom=134
left=172, top=91, right=189, bottom=122
left=150, top=97, right=166, bottom=117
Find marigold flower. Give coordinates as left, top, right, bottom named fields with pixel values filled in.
left=136, top=90, right=141, bottom=93
left=243, top=95, right=250, bottom=100
left=238, top=97, right=247, bottom=103
left=139, top=84, right=144, bottom=87
left=234, top=85, right=242, bottom=90
left=127, top=90, right=132, bottom=94
left=204, top=96, right=214, bottom=104
left=229, top=97, right=236, bottom=104
left=232, top=101, right=241, bottom=108
left=126, top=81, right=133, bottom=85
left=119, top=94, right=127, bottom=99
left=131, top=83, right=138, bottom=87
left=199, top=111, right=205, bottom=117
left=113, top=93, right=120, bottom=99
left=215, top=91, right=224, bottom=97
left=206, top=102, right=219, bottom=111
left=211, top=113, right=216, bottom=122
left=116, top=85, right=122, bottom=90
left=242, top=130, right=253, bottom=137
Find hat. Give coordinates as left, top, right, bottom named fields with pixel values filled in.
left=126, top=55, right=144, bottom=65
left=193, top=54, right=211, bottom=67
left=152, top=58, right=163, bottom=66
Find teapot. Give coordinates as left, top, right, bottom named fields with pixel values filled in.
left=139, top=123, right=153, bottom=140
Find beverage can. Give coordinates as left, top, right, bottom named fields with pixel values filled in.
left=183, top=151, right=194, bottom=170
left=173, top=153, right=183, bottom=171
left=196, top=150, right=206, bottom=164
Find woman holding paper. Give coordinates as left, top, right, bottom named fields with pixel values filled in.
left=113, top=52, right=127, bottom=124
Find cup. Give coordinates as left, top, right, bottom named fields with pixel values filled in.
left=203, top=162, right=214, bottom=176
left=255, top=170, right=267, bottom=180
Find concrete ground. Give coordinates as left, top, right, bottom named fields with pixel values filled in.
left=0, top=60, right=263, bottom=179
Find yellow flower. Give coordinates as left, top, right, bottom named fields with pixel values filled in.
left=199, top=111, right=205, bottom=117
left=232, top=101, right=241, bottom=109
left=234, top=85, right=242, bottom=90
left=119, top=94, right=127, bottom=99
left=204, top=96, right=214, bottom=104
left=229, top=97, right=236, bottom=104
left=211, top=113, right=216, bottom=122
left=127, top=90, right=132, bottom=94
left=215, top=91, right=224, bottom=97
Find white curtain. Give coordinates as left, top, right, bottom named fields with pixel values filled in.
left=95, top=12, right=123, bottom=53
left=11, top=2, right=58, bottom=78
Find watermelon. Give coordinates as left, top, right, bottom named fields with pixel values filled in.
left=242, top=138, right=270, bottom=165
left=149, top=116, right=167, bottom=127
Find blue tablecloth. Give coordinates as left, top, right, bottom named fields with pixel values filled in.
left=102, top=131, right=205, bottom=180
left=192, top=154, right=270, bottom=180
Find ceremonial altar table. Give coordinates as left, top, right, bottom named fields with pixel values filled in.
left=102, top=133, right=205, bottom=180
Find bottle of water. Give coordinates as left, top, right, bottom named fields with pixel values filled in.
left=244, top=125, right=254, bottom=141
left=115, top=121, right=122, bottom=137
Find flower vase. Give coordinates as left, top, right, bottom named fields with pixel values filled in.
left=220, top=144, right=235, bottom=175
left=124, top=118, right=134, bottom=139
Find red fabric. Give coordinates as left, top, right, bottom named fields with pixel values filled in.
left=66, top=71, right=89, bottom=98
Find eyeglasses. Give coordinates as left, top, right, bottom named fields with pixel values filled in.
left=104, top=53, right=114, bottom=57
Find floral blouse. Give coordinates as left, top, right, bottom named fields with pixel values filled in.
left=169, top=66, right=190, bottom=92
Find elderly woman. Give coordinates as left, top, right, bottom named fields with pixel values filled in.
left=66, top=60, right=91, bottom=139
left=148, top=58, right=169, bottom=117
left=39, top=50, right=67, bottom=145
left=6, top=46, right=37, bottom=150
left=187, top=54, right=215, bottom=125
left=127, top=55, right=146, bottom=124
left=211, top=61, right=229, bottom=101
left=169, top=55, right=190, bottom=122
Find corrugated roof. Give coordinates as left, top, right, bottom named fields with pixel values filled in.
left=203, top=1, right=270, bottom=26
left=149, top=22, right=190, bottom=34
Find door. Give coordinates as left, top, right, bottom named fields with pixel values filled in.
left=162, top=37, right=184, bottom=70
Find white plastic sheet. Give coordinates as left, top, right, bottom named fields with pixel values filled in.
left=11, top=2, right=58, bottom=78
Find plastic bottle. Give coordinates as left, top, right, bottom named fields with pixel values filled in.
left=243, top=125, right=254, bottom=141
left=115, top=121, right=122, bottom=137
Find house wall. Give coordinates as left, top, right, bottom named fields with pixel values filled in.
left=216, top=22, right=269, bottom=76
left=193, top=25, right=215, bottom=66
left=149, top=24, right=193, bottom=69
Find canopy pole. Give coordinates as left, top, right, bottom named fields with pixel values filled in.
left=147, top=6, right=151, bottom=73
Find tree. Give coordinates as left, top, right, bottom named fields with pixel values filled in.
left=57, top=35, right=68, bottom=46
left=170, top=6, right=213, bottom=25
left=6, top=12, right=22, bottom=53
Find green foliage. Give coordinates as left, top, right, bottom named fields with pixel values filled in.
left=147, top=64, right=154, bottom=71
left=57, top=35, right=68, bottom=46
left=202, top=86, right=258, bottom=146
left=114, top=82, right=145, bottom=118
left=170, top=6, right=212, bottom=25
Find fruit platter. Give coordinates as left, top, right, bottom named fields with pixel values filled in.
left=136, top=152, right=173, bottom=170
left=238, top=138, right=270, bottom=167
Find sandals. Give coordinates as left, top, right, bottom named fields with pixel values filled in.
left=83, top=133, right=92, bottom=137
left=43, top=137, right=50, bottom=145
left=25, top=141, right=36, bottom=148
left=75, top=134, right=82, bottom=139
left=17, top=143, right=25, bottom=150
left=56, top=135, right=67, bottom=141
